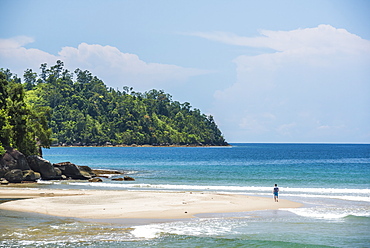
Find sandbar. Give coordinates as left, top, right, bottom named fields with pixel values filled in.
left=0, top=188, right=302, bottom=219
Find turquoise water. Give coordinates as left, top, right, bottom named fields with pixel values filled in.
left=1, top=143, right=369, bottom=247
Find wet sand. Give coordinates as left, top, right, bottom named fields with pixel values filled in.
left=0, top=188, right=302, bottom=219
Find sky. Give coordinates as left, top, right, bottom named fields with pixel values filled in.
left=1, top=0, right=369, bottom=143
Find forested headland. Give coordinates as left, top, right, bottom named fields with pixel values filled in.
left=0, top=61, right=228, bottom=156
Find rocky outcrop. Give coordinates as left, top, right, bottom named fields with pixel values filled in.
left=4, top=169, right=24, bottom=183
left=27, top=155, right=62, bottom=180
left=2, top=169, right=41, bottom=183
left=53, top=162, right=95, bottom=180
left=0, top=148, right=31, bottom=178
left=0, top=148, right=41, bottom=183
left=0, top=148, right=131, bottom=183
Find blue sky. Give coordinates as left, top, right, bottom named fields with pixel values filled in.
left=1, top=0, right=369, bottom=143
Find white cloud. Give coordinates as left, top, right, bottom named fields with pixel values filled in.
left=0, top=36, right=58, bottom=75
left=0, top=38, right=208, bottom=91
left=208, top=25, right=370, bottom=142
left=0, top=36, right=35, bottom=48
left=190, top=25, right=370, bottom=54
left=59, top=43, right=208, bottom=90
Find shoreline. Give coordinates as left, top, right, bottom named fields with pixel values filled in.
left=49, top=144, right=231, bottom=148
left=0, top=189, right=302, bottom=220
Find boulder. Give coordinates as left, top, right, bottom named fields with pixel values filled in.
left=124, top=176, right=135, bottom=181
left=89, top=178, right=103, bottom=182
left=0, top=147, right=98, bottom=183
left=111, top=176, right=135, bottom=181
left=0, top=148, right=31, bottom=177
left=92, top=169, right=122, bottom=176
left=27, top=155, right=62, bottom=180
left=5, top=148, right=30, bottom=170
left=22, top=170, right=41, bottom=181
left=4, top=169, right=23, bottom=183
left=79, top=165, right=96, bottom=177
left=54, top=167, right=63, bottom=177
left=0, top=158, right=6, bottom=178
left=53, top=162, right=94, bottom=180
left=112, top=177, right=124, bottom=181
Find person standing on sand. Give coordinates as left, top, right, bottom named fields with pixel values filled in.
left=273, top=184, right=279, bottom=202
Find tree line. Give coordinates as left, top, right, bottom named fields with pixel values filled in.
left=0, top=61, right=228, bottom=155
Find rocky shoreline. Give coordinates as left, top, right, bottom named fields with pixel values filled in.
left=0, top=147, right=134, bottom=185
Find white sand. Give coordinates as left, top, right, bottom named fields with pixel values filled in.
left=0, top=188, right=302, bottom=219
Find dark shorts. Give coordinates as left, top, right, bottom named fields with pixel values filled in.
left=274, top=192, right=278, bottom=196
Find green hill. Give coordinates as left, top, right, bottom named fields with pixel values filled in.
left=1, top=61, right=228, bottom=154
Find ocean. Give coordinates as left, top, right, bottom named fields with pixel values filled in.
left=0, top=143, right=369, bottom=247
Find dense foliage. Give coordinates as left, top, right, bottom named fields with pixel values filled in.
left=0, top=61, right=227, bottom=153
left=0, top=70, right=52, bottom=156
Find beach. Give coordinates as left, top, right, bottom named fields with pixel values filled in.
left=1, top=144, right=369, bottom=247
left=0, top=188, right=302, bottom=220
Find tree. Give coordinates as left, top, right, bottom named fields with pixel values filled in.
left=6, top=77, right=31, bottom=154
left=23, top=69, right=37, bottom=90
left=0, top=70, right=52, bottom=156
left=0, top=72, right=9, bottom=155
left=1, top=62, right=228, bottom=148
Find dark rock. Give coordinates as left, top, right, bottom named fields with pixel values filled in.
left=92, top=169, right=122, bottom=175
left=124, top=176, right=135, bottom=181
left=0, top=147, right=98, bottom=183
left=53, top=162, right=94, bottom=180
left=54, top=167, right=63, bottom=177
left=27, top=155, right=62, bottom=180
left=0, top=148, right=31, bottom=177
left=22, top=170, right=41, bottom=181
left=111, top=177, right=124, bottom=181
left=112, top=176, right=135, bottom=181
left=5, top=169, right=23, bottom=183
left=0, top=158, right=5, bottom=178
left=6, top=148, right=30, bottom=171
left=79, top=166, right=96, bottom=177
left=89, top=178, right=103, bottom=182
left=98, top=175, right=109, bottom=178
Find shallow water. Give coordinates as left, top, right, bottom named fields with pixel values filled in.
left=1, top=143, right=369, bottom=247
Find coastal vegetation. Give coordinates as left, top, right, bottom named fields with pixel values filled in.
left=0, top=61, right=227, bottom=156
left=0, top=70, right=51, bottom=156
